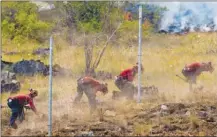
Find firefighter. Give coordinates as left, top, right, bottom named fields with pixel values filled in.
left=7, top=89, right=38, bottom=129
left=113, top=63, right=144, bottom=100
left=73, top=76, right=108, bottom=113
left=182, top=61, right=214, bottom=91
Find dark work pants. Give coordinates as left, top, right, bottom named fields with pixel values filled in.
left=7, top=98, right=24, bottom=127
left=182, top=69, right=197, bottom=84
left=74, top=84, right=97, bottom=113
left=182, top=69, right=197, bottom=92
left=114, top=77, right=135, bottom=100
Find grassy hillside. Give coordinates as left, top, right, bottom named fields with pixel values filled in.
left=2, top=32, right=217, bottom=99
left=1, top=32, right=217, bottom=136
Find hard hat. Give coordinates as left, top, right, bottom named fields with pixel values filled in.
left=29, top=89, right=38, bottom=96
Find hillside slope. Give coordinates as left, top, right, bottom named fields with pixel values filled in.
left=1, top=32, right=217, bottom=136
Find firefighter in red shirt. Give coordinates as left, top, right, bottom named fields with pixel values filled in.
left=114, top=63, right=144, bottom=99
left=7, top=89, right=38, bottom=129
left=73, top=76, right=108, bottom=113
left=182, top=61, right=214, bottom=91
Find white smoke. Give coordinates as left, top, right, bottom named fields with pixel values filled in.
left=144, top=2, right=217, bottom=32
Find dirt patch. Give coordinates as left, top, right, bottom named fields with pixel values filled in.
left=4, top=101, right=217, bottom=136
left=131, top=102, right=217, bottom=136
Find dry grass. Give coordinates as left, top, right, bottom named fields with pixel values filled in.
left=133, top=123, right=152, bottom=136
left=1, top=32, right=217, bottom=135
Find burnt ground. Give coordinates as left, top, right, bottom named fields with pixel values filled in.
left=2, top=100, right=217, bottom=136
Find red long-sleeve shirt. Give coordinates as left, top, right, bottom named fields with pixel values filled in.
left=185, top=62, right=202, bottom=72
left=119, top=68, right=135, bottom=82
left=9, top=94, right=37, bottom=113
left=78, top=76, right=108, bottom=94
left=81, top=77, right=100, bottom=87
left=80, top=77, right=105, bottom=92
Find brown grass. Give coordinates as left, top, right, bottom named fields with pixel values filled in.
left=1, top=32, right=217, bottom=135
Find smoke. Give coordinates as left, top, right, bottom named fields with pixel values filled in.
left=147, top=2, right=217, bottom=33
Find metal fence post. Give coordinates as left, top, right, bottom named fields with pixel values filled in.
left=48, top=36, right=53, bottom=136
left=137, top=4, right=142, bottom=103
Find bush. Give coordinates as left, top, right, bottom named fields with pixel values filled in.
left=2, top=1, right=52, bottom=44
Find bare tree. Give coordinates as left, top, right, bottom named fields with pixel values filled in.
left=84, top=32, right=94, bottom=76
left=84, top=23, right=122, bottom=77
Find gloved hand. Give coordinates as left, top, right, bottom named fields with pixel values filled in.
left=24, top=105, right=31, bottom=109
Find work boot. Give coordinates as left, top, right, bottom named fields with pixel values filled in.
left=112, top=91, right=117, bottom=100
left=112, top=90, right=120, bottom=100
left=9, top=123, right=18, bottom=129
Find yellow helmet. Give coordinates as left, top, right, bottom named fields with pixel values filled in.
left=29, top=89, right=38, bottom=97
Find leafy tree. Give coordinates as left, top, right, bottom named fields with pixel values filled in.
left=52, top=1, right=123, bottom=34
left=142, top=4, right=167, bottom=30
left=124, top=2, right=167, bottom=31
left=1, top=1, right=52, bottom=44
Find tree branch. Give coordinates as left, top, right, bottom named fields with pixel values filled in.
left=92, top=22, right=122, bottom=69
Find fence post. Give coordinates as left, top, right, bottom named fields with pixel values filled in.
left=137, top=4, right=142, bottom=103
left=48, top=36, right=53, bottom=136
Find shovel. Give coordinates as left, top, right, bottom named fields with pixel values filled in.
left=176, top=74, right=188, bottom=82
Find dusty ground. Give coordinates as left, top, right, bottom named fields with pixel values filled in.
left=2, top=87, right=217, bottom=136
left=2, top=32, right=217, bottom=136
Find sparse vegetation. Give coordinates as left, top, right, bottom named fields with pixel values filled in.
left=1, top=1, right=217, bottom=136
left=2, top=32, right=217, bottom=136
left=134, top=123, right=152, bottom=136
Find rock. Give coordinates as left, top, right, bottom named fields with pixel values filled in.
left=1, top=71, right=16, bottom=80
left=88, top=131, right=94, bottom=136
left=80, top=131, right=94, bottom=136
left=1, top=60, right=13, bottom=70
left=185, top=111, right=191, bottom=116
left=206, top=117, right=215, bottom=122
left=104, top=110, right=116, bottom=117
left=12, top=59, right=70, bottom=77
left=198, top=111, right=208, bottom=118
left=158, top=30, right=168, bottom=34
left=1, top=71, right=20, bottom=93
left=160, top=105, right=169, bottom=116
left=13, top=59, right=48, bottom=76
left=1, top=82, right=20, bottom=93
left=161, top=105, right=168, bottom=111
left=104, top=130, right=109, bottom=135
left=210, top=106, right=216, bottom=111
